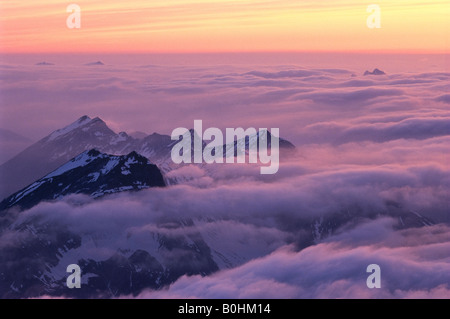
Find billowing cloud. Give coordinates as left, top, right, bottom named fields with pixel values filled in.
left=134, top=220, right=450, bottom=299
left=436, top=94, right=450, bottom=104
left=298, top=117, right=450, bottom=144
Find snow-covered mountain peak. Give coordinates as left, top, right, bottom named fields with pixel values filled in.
left=90, top=117, right=105, bottom=124
left=44, top=149, right=105, bottom=178
left=45, top=116, right=115, bottom=143
left=0, top=149, right=165, bottom=211
left=47, top=115, right=92, bottom=141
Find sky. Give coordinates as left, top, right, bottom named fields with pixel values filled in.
left=0, top=0, right=449, bottom=53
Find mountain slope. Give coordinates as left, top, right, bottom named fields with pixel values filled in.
left=0, top=149, right=165, bottom=211
left=0, top=116, right=137, bottom=199
left=0, top=213, right=219, bottom=298
left=0, top=128, right=33, bottom=165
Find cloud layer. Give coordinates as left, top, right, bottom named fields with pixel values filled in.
left=0, top=56, right=449, bottom=298
left=1, top=57, right=449, bottom=145
left=136, top=220, right=450, bottom=299
left=4, top=146, right=448, bottom=298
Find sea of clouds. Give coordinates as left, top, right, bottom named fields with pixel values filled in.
left=0, top=56, right=449, bottom=298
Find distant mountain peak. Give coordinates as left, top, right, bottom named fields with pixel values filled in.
left=78, top=115, right=91, bottom=122
left=85, top=61, right=105, bottom=66
left=35, top=62, right=54, bottom=66
left=129, top=131, right=148, bottom=139
left=44, top=116, right=117, bottom=143
left=364, top=68, right=386, bottom=76
left=47, top=115, right=93, bottom=141
left=91, top=116, right=103, bottom=122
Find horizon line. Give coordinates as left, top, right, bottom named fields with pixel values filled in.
left=1, top=50, right=449, bottom=56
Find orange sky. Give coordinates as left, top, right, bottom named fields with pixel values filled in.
left=0, top=0, right=448, bottom=53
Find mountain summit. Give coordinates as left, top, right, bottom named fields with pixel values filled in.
left=46, top=115, right=92, bottom=141
left=364, top=68, right=386, bottom=76
left=0, top=115, right=137, bottom=199
left=0, top=149, right=165, bottom=211
left=85, top=61, right=105, bottom=66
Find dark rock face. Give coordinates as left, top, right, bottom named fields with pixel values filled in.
left=0, top=216, right=219, bottom=298
left=0, top=149, right=165, bottom=211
